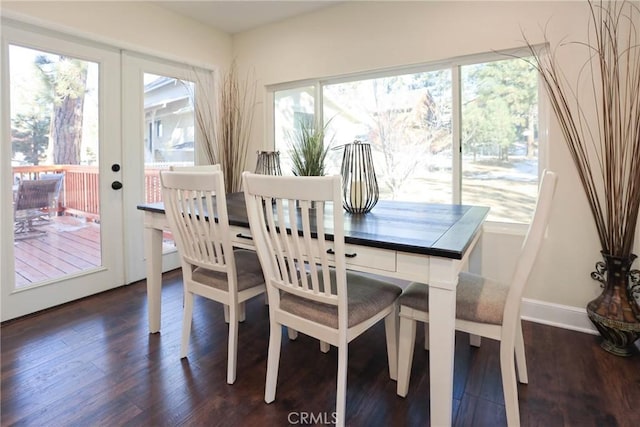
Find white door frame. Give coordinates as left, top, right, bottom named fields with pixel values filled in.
left=1, top=21, right=124, bottom=320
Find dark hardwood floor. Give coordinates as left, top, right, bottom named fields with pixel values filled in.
left=2, top=269, right=639, bottom=426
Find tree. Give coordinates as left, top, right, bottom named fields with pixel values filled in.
left=11, top=113, right=50, bottom=165
left=35, top=55, right=88, bottom=165
left=340, top=71, right=451, bottom=198
left=462, top=59, right=538, bottom=160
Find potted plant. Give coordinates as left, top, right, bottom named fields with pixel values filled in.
left=525, top=0, right=640, bottom=356
left=288, top=120, right=332, bottom=176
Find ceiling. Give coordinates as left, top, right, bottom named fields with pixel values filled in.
left=152, top=1, right=342, bottom=34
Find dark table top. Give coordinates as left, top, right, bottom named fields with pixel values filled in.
left=137, top=192, right=489, bottom=260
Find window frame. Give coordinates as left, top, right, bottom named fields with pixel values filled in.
left=267, top=46, right=548, bottom=227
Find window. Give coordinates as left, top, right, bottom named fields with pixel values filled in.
left=272, top=50, right=541, bottom=224
left=460, top=58, right=539, bottom=224
left=274, top=85, right=316, bottom=176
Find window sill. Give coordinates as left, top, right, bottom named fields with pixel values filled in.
left=483, top=220, right=529, bottom=236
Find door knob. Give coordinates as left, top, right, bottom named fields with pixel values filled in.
left=111, top=163, right=121, bottom=172
left=111, top=181, right=123, bottom=190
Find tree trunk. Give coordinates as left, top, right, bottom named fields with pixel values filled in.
left=52, top=64, right=87, bottom=165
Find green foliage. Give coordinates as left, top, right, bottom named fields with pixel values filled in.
left=288, top=120, right=332, bottom=176
left=35, top=55, right=88, bottom=104
left=11, top=112, right=50, bottom=165
left=461, top=59, right=538, bottom=160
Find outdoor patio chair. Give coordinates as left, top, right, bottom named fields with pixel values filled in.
left=14, top=176, right=64, bottom=235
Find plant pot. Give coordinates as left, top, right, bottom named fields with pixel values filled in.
left=586, top=252, right=640, bottom=356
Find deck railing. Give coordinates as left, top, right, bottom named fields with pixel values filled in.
left=12, top=165, right=164, bottom=221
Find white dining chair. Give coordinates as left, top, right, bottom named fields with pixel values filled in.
left=242, top=172, right=402, bottom=427
left=396, top=170, right=558, bottom=427
left=160, top=169, right=265, bottom=384
left=167, top=164, right=250, bottom=319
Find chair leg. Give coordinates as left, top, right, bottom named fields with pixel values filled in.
left=287, top=328, right=298, bottom=340
left=335, top=342, right=348, bottom=427
left=264, top=319, right=283, bottom=403
left=320, top=341, right=330, bottom=353
left=180, top=291, right=194, bottom=359
left=227, top=304, right=239, bottom=384
left=470, top=334, right=482, bottom=347
left=500, top=339, right=521, bottom=427
left=515, top=321, right=528, bottom=384
left=396, top=316, right=417, bottom=397
left=424, top=321, right=429, bottom=350
left=384, top=308, right=398, bottom=381
left=239, top=301, right=246, bottom=323
left=224, top=304, right=230, bottom=323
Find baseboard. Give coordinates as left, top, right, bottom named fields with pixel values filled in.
left=521, top=298, right=598, bottom=335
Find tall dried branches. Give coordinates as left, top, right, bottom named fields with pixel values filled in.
left=525, top=0, right=640, bottom=257
left=215, top=61, right=257, bottom=193
left=192, top=61, right=257, bottom=193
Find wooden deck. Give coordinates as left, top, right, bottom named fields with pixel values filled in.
left=13, top=215, right=102, bottom=288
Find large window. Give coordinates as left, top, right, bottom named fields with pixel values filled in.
left=272, top=51, right=541, bottom=224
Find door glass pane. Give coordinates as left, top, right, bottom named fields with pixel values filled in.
left=142, top=73, right=195, bottom=252
left=460, top=57, right=539, bottom=223
left=274, top=86, right=315, bottom=176
left=10, top=45, right=101, bottom=288
left=323, top=70, right=453, bottom=202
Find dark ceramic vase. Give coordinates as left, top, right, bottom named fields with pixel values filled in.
left=586, top=252, right=640, bottom=356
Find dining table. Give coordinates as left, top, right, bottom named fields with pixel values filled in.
left=137, top=192, right=489, bottom=426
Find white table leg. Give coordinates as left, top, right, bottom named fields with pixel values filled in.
left=145, top=225, right=163, bottom=333
left=428, top=286, right=456, bottom=426
left=428, top=257, right=461, bottom=427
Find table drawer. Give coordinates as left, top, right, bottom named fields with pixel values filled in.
left=230, top=226, right=257, bottom=250
left=231, top=225, right=396, bottom=273
left=342, top=243, right=396, bottom=273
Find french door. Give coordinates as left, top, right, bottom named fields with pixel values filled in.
left=1, top=21, right=124, bottom=320
left=122, top=52, right=213, bottom=282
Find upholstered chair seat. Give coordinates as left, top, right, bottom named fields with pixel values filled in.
left=399, top=272, right=509, bottom=325
left=280, top=270, right=402, bottom=328
left=192, top=249, right=265, bottom=292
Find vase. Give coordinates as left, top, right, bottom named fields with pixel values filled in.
left=586, top=252, right=640, bottom=356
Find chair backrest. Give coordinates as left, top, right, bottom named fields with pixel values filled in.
left=14, top=178, right=61, bottom=211
left=39, top=173, right=64, bottom=194
left=160, top=169, right=235, bottom=279
left=504, top=170, right=558, bottom=324
left=242, top=172, right=348, bottom=320
left=169, top=164, right=221, bottom=172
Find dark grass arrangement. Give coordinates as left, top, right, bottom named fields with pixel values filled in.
left=524, top=0, right=640, bottom=259
left=192, top=60, right=257, bottom=192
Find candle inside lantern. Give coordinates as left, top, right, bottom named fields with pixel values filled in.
left=350, top=180, right=364, bottom=210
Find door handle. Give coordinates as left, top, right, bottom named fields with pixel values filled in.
left=111, top=181, right=123, bottom=190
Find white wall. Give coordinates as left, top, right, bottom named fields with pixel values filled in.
left=232, top=0, right=635, bottom=325
left=0, top=1, right=232, bottom=69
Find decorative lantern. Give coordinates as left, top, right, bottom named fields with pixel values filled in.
left=340, top=140, right=378, bottom=214
left=254, top=150, right=282, bottom=176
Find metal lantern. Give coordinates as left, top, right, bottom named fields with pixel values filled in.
left=340, top=140, right=378, bottom=214
left=254, top=150, right=282, bottom=175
